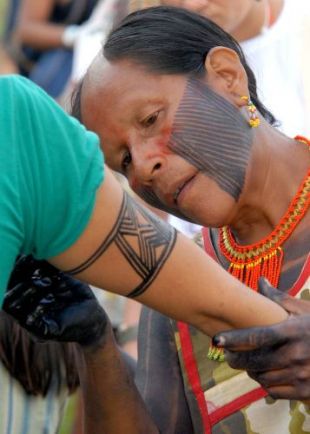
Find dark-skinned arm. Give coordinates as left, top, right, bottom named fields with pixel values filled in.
left=213, top=277, right=310, bottom=400
left=80, top=327, right=159, bottom=434
left=3, top=257, right=159, bottom=434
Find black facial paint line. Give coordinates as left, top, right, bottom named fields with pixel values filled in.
left=169, top=77, right=254, bottom=200
left=137, top=186, right=195, bottom=223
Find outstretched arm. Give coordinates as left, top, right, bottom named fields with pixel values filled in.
left=51, top=168, right=287, bottom=337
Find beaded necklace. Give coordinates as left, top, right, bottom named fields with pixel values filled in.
left=208, top=136, right=310, bottom=362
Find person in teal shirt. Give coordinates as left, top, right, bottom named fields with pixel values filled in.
left=0, top=75, right=104, bottom=298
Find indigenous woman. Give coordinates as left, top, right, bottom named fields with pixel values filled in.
left=73, top=6, right=309, bottom=433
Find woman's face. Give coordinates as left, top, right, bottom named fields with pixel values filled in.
left=161, top=0, right=255, bottom=34
left=82, top=58, right=252, bottom=227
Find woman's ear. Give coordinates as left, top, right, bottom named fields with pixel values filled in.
left=204, top=47, right=249, bottom=107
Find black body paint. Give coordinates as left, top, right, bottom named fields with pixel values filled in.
left=169, top=77, right=253, bottom=200
left=137, top=187, right=187, bottom=220
left=68, top=192, right=177, bottom=298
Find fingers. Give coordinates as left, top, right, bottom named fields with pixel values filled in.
left=227, top=351, right=310, bottom=400
left=225, top=347, right=288, bottom=371
left=257, top=277, right=286, bottom=303
left=28, top=316, right=60, bottom=340
left=26, top=301, right=61, bottom=340
left=213, top=323, right=287, bottom=351
left=262, top=384, right=310, bottom=401
left=214, top=313, right=310, bottom=351
left=8, top=255, right=51, bottom=288
left=249, top=366, right=310, bottom=390
left=3, top=283, right=48, bottom=320
left=258, top=277, right=310, bottom=315
left=3, top=282, right=27, bottom=309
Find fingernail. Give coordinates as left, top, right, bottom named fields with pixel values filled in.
left=212, top=335, right=225, bottom=347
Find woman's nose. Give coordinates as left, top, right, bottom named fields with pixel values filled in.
left=130, top=149, right=165, bottom=187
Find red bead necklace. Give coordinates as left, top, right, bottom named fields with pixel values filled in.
left=208, top=136, right=310, bottom=362
left=219, top=137, right=310, bottom=290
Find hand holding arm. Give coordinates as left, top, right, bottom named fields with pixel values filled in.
left=4, top=257, right=159, bottom=434
left=213, top=278, right=310, bottom=400
left=50, top=169, right=288, bottom=338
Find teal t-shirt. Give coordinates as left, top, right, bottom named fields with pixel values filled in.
left=0, top=75, right=104, bottom=305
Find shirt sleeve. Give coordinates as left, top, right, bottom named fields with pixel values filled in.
left=0, top=76, right=104, bottom=302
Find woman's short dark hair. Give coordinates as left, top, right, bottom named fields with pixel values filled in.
left=104, top=6, right=277, bottom=125
left=0, top=312, right=80, bottom=396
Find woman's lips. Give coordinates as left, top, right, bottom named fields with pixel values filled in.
left=173, top=175, right=197, bottom=206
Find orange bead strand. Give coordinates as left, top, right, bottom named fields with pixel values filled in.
left=208, top=136, right=310, bottom=362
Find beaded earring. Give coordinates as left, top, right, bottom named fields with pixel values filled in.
left=241, top=95, right=260, bottom=128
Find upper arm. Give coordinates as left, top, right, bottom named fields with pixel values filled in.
left=0, top=75, right=104, bottom=295
left=135, top=307, right=193, bottom=434
left=16, top=0, right=66, bottom=48
left=11, top=76, right=105, bottom=263
left=50, top=168, right=177, bottom=299
left=18, top=0, right=54, bottom=25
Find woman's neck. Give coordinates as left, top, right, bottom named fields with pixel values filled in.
left=229, top=129, right=310, bottom=245
left=232, top=0, right=284, bottom=42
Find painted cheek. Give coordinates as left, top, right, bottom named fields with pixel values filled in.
left=158, top=124, right=174, bottom=154
left=168, top=77, right=253, bottom=201
left=146, top=128, right=174, bottom=157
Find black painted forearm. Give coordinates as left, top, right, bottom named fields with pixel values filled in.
left=79, top=329, right=159, bottom=434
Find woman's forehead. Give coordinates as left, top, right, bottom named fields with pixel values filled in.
left=85, top=58, right=185, bottom=108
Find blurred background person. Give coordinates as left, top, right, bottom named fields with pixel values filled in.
left=0, top=0, right=99, bottom=99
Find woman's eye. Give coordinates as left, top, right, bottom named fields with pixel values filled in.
left=142, top=111, right=159, bottom=128
left=121, top=151, right=132, bottom=172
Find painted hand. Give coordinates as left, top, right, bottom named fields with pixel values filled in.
left=213, top=277, right=310, bottom=400
left=4, top=256, right=109, bottom=349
